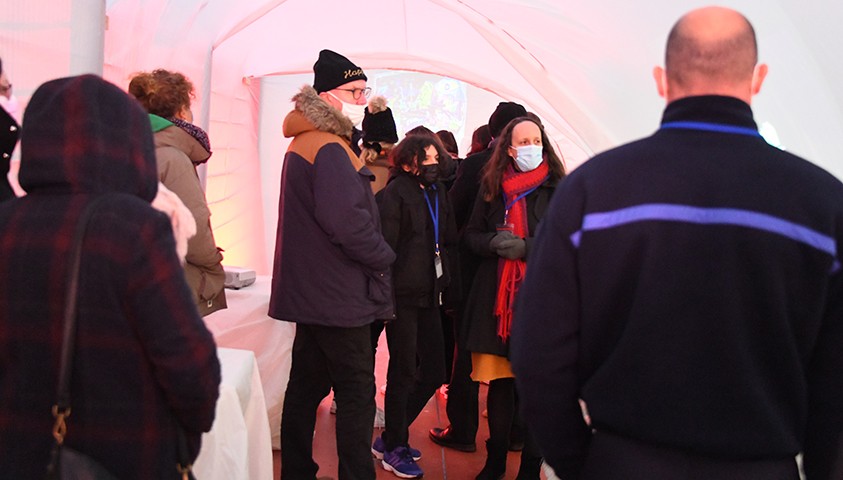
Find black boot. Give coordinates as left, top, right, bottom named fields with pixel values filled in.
left=475, top=439, right=507, bottom=480
left=514, top=451, right=542, bottom=480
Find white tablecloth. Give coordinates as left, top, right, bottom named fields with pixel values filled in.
left=203, top=275, right=295, bottom=449
left=193, top=347, right=273, bottom=480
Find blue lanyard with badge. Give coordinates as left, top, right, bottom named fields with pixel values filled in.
left=499, top=185, right=541, bottom=232
left=423, top=186, right=443, bottom=280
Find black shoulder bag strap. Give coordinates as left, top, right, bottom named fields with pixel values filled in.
left=53, top=196, right=110, bottom=438
left=46, top=195, right=116, bottom=480
left=47, top=195, right=193, bottom=480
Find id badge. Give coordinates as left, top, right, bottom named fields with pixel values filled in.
left=434, top=254, right=443, bottom=278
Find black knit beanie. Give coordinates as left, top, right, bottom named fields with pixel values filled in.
left=313, top=49, right=367, bottom=93
left=488, top=101, right=527, bottom=138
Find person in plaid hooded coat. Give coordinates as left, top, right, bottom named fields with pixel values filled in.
left=0, top=74, right=220, bottom=479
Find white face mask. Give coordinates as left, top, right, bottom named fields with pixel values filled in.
left=330, top=93, right=366, bottom=126
left=512, top=144, right=544, bottom=172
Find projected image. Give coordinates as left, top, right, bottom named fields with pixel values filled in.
left=369, top=71, right=468, bottom=142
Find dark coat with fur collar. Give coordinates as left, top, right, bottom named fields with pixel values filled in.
left=269, top=86, right=395, bottom=326
left=0, top=75, right=220, bottom=479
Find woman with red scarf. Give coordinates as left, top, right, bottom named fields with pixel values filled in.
left=463, top=116, right=566, bottom=479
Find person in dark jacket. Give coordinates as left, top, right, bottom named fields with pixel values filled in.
left=0, top=57, right=20, bottom=201
left=269, top=49, right=395, bottom=480
left=430, top=102, right=527, bottom=454
left=372, top=135, right=458, bottom=478
left=464, top=116, right=566, bottom=480
left=433, top=128, right=462, bottom=384
left=0, top=74, right=221, bottom=479
left=511, top=7, right=843, bottom=480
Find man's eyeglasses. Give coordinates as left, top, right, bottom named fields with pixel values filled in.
left=333, top=86, right=372, bottom=100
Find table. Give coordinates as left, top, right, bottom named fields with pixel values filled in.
left=193, top=347, right=273, bottom=480
left=203, top=275, right=295, bottom=449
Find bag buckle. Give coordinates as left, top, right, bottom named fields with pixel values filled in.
left=51, top=404, right=71, bottom=444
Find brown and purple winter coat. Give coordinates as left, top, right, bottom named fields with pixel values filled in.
left=269, top=86, right=395, bottom=326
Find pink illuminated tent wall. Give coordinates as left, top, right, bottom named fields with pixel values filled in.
left=2, top=0, right=842, bottom=274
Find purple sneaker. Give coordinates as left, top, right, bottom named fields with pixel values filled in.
left=372, top=435, right=421, bottom=461
left=381, top=446, right=424, bottom=478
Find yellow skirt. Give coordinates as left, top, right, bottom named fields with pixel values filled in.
left=470, top=352, right=514, bottom=383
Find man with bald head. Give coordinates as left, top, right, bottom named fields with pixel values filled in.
left=511, top=7, right=843, bottom=480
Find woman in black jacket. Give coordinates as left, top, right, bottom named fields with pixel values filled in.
left=463, top=116, right=566, bottom=480
left=373, top=135, right=459, bottom=478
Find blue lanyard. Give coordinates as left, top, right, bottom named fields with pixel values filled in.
left=502, top=185, right=541, bottom=224
left=423, top=187, right=440, bottom=255
left=660, top=121, right=762, bottom=138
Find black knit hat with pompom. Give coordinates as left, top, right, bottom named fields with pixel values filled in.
left=362, top=96, right=398, bottom=145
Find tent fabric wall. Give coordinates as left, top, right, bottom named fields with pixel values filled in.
left=3, top=0, right=843, bottom=274
left=0, top=0, right=105, bottom=120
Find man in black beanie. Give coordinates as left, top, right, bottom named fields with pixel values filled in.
left=430, top=100, right=527, bottom=452
left=270, top=49, right=395, bottom=480
left=313, top=48, right=369, bottom=155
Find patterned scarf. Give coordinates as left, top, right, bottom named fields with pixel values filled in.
left=168, top=117, right=212, bottom=163
left=494, top=161, right=549, bottom=341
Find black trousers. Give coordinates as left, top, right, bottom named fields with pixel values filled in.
left=280, top=324, right=376, bottom=480
left=444, top=310, right=479, bottom=442
left=383, top=304, right=447, bottom=450
left=580, top=431, right=800, bottom=480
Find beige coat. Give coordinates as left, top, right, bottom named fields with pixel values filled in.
left=154, top=125, right=227, bottom=316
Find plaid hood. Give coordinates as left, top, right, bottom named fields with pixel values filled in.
left=18, top=74, right=157, bottom=201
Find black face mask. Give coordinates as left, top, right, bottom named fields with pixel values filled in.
left=417, top=164, right=439, bottom=187
left=416, top=165, right=439, bottom=187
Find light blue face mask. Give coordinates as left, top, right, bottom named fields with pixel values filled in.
left=512, top=144, right=544, bottom=172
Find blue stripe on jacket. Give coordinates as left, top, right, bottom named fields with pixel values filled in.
left=570, top=203, right=840, bottom=273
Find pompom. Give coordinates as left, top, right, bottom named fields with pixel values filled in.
left=368, top=95, right=388, bottom=114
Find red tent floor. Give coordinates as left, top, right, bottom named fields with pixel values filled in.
left=272, top=332, right=548, bottom=479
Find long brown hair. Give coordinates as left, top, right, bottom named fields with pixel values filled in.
left=480, top=117, right=566, bottom=201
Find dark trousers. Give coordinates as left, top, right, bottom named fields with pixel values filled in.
left=580, top=431, right=800, bottom=480
left=486, top=378, right=540, bottom=459
left=280, top=324, right=376, bottom=480
left=444, top=311, right=479, bottom=442
left=370, top=319, right=385, bottom=358
left=441, top=306, right=455, bottom=383
left=383, top=304, right=447, bottom=450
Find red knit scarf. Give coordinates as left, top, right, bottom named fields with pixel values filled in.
left=494, top=161, right=549, bottom=341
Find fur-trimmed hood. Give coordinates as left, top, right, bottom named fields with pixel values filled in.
left=282, top=85, right=354, bottom=141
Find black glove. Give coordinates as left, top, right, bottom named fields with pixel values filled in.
left=496, top=237, right=526, bottom=259
left=489, top=231, right=518, bottom=251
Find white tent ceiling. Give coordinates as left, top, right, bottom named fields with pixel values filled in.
left=3, top=0, right=842, bottom=272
